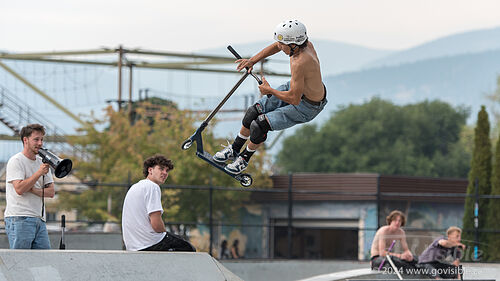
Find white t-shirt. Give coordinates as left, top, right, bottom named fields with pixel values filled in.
left=122, top=179, right=166, bottom=251
left=5, top=152, right=54, bottom=220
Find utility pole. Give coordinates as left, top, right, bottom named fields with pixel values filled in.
left=128, top=63, right=133, bottom=119
left=117, top=45, right=124, bottom=111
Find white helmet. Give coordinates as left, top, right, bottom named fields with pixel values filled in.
left=274, top=20, right=308, bottom=45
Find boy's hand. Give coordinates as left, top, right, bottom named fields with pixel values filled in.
left=258, top=77, right=272, bottom=95
left=236, top=59, right=254, bottom=72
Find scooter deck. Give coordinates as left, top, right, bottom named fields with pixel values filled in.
left=196, top=151, right=242, bottom=179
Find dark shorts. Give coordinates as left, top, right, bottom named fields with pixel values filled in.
left=139, top=232, right=196, bottom=252
left=371, top=255, right=418, bottom=274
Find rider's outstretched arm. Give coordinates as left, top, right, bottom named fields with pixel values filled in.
left=250, top=42, right=281, bottom=63
left=237, top=43, right=281, bottom=72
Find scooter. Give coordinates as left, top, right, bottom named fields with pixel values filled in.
left=181, top=46, right=262, bottom=187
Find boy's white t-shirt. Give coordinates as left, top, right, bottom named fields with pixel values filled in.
left=5, top=152, right=54, bottom=220
left=122, top=179, right=166, bottom=251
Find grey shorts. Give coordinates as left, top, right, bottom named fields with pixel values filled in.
left=256, top=81, right=327, bottom=131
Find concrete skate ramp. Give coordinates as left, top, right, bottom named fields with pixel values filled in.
left=0, top=250, right=242, bottom=281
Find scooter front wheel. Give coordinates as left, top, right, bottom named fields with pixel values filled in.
left=239, top=174, right=253, bottom=187
left=181, top=139, right=193, bottom=150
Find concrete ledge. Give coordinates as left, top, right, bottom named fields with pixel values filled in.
left=0, top=250, right=242, bottom=281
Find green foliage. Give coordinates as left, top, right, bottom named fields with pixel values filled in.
left=485, top=134, right=500, bottom=261
left=276, top=98, right=471, bottom=178
left=59, top=102, right=272, bottom=223
left=485, top=77, right=500, bottom=261
left=462, top=106, right=492, bottom=260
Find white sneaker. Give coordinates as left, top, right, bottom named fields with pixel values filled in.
left=213, top=141, right=237, bottom=163
left=225, top=156, right=248, bottom=174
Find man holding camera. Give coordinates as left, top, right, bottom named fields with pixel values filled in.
left=4, top=124, right=55, bottom=249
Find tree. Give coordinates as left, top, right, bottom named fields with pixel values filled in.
left=486, top=133, right=500, bottom=261
left=276, top=98, right=471, bottom=178
left=462, top=106, right=492, bottom=261
left=58, top=101, right=272, bottom=224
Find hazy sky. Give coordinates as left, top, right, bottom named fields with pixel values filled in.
left=2, top=0, right=500, bottom=52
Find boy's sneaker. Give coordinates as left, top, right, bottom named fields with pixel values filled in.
left=225, top=156, right=248, bottom=174
left=213, top=141, right=237, bottom=163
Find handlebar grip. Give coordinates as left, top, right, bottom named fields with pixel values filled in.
left=227, top=45, right=242, bottom=59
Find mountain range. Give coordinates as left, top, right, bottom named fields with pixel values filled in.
left=319, top=48, right=500, bottom=124
left=367, top=26, right=500, bottom=68
left=316, top=27, right=500, bottom=126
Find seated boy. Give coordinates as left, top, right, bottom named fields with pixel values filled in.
left=370, top=210, right=417, bottom=273
left=418, top=226, right=465, bottom=279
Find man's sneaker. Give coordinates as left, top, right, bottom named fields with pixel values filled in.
left=213, top=141, right=237, bottom=163
left=225, top=156, right=248, bottom=174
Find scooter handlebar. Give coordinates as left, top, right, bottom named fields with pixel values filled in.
left=227, top=46, right=268, bottom=97
left=227, top=45, right=242, bottom=59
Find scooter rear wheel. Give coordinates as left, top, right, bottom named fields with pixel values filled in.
left=240, top=174, right=253, bottom=187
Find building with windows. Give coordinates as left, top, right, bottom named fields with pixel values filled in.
left=218, top=173, right=469, bottom=260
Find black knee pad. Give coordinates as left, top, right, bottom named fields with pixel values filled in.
left=242, top=103, right=263, bottom=129
left=250, top=115, right=271, bottom=144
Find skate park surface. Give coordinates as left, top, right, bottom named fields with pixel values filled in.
left=0, top=250, right=497, bottom=281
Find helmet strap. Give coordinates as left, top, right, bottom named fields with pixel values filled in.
left=289, top=44, right=298, bottom=57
